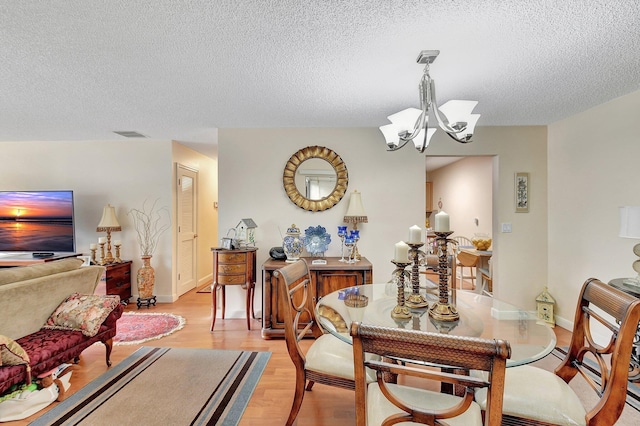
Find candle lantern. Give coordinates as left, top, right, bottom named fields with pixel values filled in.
left=536, top=287, right=556, bottom=327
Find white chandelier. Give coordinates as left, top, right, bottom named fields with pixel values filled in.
left=379, top=50, right=480, bottom=153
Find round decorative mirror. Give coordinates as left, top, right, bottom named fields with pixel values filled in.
left=283, top=146, right=348, bottom=211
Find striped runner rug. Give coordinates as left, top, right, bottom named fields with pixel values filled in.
left=30, top=347, right=271, bottom=426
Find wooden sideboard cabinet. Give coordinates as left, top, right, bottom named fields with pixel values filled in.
left=261, top=257, right=373, bottom=339
left=104, top=260, right=132, bottom=304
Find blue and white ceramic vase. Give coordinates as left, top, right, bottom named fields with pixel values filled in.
left=283, top=224, right=304, bottom=263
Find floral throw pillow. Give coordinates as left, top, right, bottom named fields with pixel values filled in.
left=43, top=293, right=121, bottom=337
left=0, top=335, right=30, bottom=367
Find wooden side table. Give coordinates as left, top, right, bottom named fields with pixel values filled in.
left=104, top=261, right=132, bottom=304
left=211, top=247, right=258, bottom=331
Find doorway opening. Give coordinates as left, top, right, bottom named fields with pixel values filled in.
left=426, top=156, right=494, bottom=293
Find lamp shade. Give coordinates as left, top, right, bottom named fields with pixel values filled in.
left=344, top=190, right=368, bottom=224
left=97, top=204, right=122, bottom=231
left=619, top=206, right=640, bottom=239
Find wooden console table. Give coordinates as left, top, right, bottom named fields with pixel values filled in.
left=261, top=257, right=373, bottom=339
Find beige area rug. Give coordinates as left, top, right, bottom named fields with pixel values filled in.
left=30, top=347, right=271, bottom=425
left=532, top=348, right=639, bottom=425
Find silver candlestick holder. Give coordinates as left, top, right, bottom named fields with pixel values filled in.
left=405, top=242, right=429, bottom=308
left=344, top=238, right=355, bottom=263
left=390, top=260, right=412, bottom=319
left=338, top=233, right=347, bottom=262
left=428, top=231, right=459, bottom=322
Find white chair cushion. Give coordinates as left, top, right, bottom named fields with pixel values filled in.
left=474, top=365, right=586, bottom=425
left=367, top=382, right=483, bottom=426
left=305, top=334, right=377, bottom=382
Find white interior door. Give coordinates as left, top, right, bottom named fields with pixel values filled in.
left=177, top=164, right=198, bottom=296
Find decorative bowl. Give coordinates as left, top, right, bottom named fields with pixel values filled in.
left=471, top=233, right=492, bottom=251
left=304, top=225, right=331, bottom=256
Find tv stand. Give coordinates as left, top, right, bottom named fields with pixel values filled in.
left=0, top=253, right=81, bottom=267
left=32, top=252, right=55, bottom=258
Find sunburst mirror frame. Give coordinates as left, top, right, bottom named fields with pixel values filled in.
left=283, top=146, right=349, bottom=212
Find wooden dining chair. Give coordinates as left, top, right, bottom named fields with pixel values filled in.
left=351, top=322, right=511, bottom=426
left=453, top=236, right=476, bottom=289
left=275, top=259, right=377, bottom=426
left=478, top=258, right=492, bottom=296
left=475, top=277, right=640, bottom=425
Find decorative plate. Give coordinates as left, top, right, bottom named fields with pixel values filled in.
left=304, top=225, right=331, bottom=256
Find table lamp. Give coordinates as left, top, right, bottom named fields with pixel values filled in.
left=619, top=206, right=640, bottom=286
left=344, top=190, right=368, bottom=260
left=344, top=190, right=368, bottom=229
left=97, top=204, right=121, bottom=264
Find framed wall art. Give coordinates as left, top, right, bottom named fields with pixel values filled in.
left=515, top=172, right=529, bottom=213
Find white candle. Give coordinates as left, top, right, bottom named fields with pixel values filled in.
left=408, top=225, right=422, bottom=243
left=89, top=243, right=97, bottom=250
left=394, top=241, right=409, bottom=263
left=434, top=211, right=450, bottom=232
left=98, top=237, right=107, bottom=244
left=114, top=240, right=121, bottom=246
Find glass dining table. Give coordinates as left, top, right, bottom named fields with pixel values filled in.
left=315, top=282, right=556, bottom=367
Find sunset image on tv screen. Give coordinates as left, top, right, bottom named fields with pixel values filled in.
left=0, top=191, right=75, bottom=252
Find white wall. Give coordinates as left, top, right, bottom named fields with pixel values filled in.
left=548, top=89, right=640, bottom=324
left=428, top=156, right=493, bottom=239
left=218, top=128, right=425, bottom=317
left=218, top=125, right=548, bottom=318
left=6, top=85, right=637, bottom=331
left=400, top=126, right=548, bottom=309
left=0, top=139, right=217, bottom=303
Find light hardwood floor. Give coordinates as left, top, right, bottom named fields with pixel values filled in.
left=8, top=285, right=571, bottom=426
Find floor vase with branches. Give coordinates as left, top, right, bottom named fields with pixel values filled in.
left=129, top=200, right=169, bottom=302
left=137, top=255, right=155, bottom=298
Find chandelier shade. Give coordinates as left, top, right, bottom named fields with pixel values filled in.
left=380, top=108, right=437, bottom=151
left=380, top=50, right=480, bottom=153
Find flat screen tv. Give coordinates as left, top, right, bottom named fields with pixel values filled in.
left=0, top=191, right=76, bottom=253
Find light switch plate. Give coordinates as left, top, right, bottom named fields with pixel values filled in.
left=501, top=223, right=512, bottom=233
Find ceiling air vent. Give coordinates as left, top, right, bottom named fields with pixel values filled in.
left=113, top=131, right=147, bottom=138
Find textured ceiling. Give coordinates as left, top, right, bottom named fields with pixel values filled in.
left=1, top=1, right=639, bottom=157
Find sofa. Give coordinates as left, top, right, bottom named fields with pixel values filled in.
left=0, top=258, right=123, bottom=395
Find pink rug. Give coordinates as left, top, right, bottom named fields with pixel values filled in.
left=113, top=312, right=186, bottom=345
